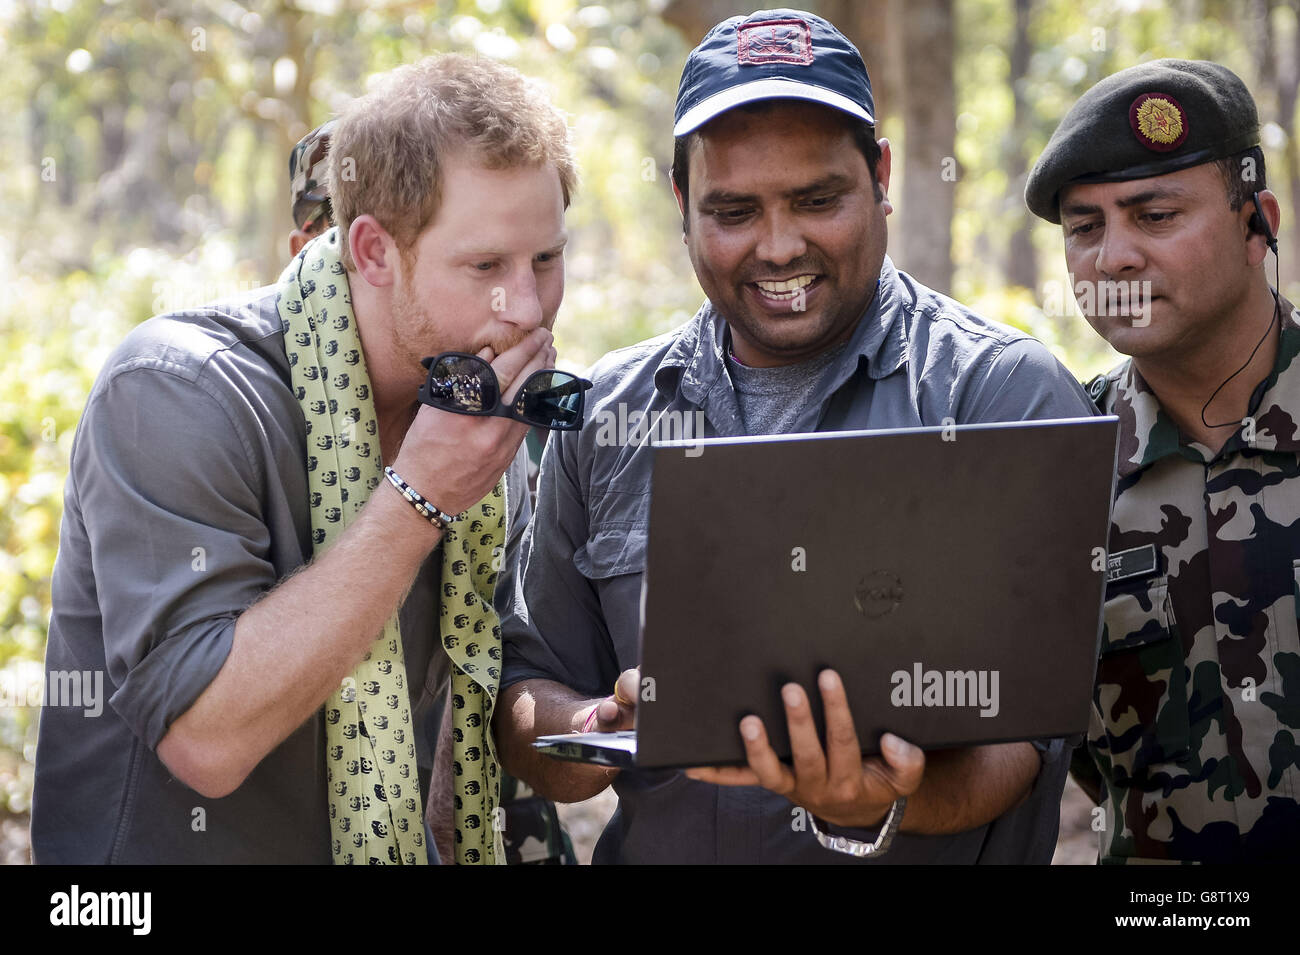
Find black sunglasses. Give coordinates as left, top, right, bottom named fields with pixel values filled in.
left=418, top=352, right=593, bottom=431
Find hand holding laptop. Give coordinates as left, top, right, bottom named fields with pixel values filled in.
left=684, top=668, right=925, bottom=829
left=585, top=668, right=640, bottom=733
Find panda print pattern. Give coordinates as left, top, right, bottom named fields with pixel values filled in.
left=275, top=227, right=507, bottom=865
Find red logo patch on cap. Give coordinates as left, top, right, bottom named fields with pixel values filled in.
left=1129, top=92, right=1189, bottom=152
left=737, top=18, right=813, bottom=66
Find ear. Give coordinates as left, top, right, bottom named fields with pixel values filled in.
left=348, top=214, right=400, bottom=288
left=876, top=138, right=894, bottom=217
left=1246, top=189, right=1281, bottom=268
left=289, top=229, right=310, bottom=259
left=670, top=173, right=689, bottom=241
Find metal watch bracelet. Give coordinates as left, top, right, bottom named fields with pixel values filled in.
left=808, top=796, right=907, bottom=858
left=382, top=465, right=457, bottom=530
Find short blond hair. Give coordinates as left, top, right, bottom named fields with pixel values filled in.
left=329, top=53, right=577, bottom=271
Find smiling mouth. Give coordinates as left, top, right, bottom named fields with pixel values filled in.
left=750, top=273, right=820, bottom=305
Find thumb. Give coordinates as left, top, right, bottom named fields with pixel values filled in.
left=877, top=733, right=925, bottom=796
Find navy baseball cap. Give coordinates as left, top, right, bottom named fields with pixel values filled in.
left=673, top=9, right=875, bottom=137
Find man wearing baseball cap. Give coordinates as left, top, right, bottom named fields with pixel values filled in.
left=1027, top=60, right=1300, bottom=862
left=498, top=9, right=1096, bottom=863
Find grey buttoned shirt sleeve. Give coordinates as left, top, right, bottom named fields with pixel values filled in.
left=959, top=336, right=1096, bottom=423
left=72, top=363, right=272, bottom=752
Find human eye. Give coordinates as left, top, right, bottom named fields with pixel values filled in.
left=710, top=206, right=755, bottom=224
left=1066, top=220, right=1099, bottom=238
left=1140, top=210, right=1178, bottom=225
left=799, top=194, right=839, bottom=211
left=471, top=260, right=498, bottom=272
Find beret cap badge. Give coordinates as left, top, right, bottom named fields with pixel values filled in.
left=1129, top=92, right=1188, bottom=152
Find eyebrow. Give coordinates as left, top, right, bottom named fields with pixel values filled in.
left=1060, top=185, right=1193, bottom=218
left=453, top=237, right=568, bottom=258
left=699, top=173, right=856, bottom=207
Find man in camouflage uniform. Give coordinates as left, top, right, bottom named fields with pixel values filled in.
left=1027, top=59, right=1300, bottom=862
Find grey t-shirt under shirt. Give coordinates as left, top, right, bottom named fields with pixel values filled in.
left=726, top=336, right=847, bottom=434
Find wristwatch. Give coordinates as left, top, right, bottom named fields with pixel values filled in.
left=808, top=797, right=907, bottom=858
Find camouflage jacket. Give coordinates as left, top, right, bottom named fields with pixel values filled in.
left=1080, top=296, right=1300, bottom=862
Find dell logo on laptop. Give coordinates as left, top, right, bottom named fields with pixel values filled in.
left=854, top=571, right=903, bottom=619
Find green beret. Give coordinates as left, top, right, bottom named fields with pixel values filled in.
left=1026, top=59, right=1260, bottom=223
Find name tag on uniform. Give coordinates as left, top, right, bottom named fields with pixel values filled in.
left=1106, top=544, right=1158, bottom=584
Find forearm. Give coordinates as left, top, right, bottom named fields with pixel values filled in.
left=896, top=741, right=1040, bottom=835
left=158, top=485, right=441, bottom=797
left=496, top=678, right=618, bottom=803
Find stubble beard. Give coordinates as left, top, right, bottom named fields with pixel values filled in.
left=391, top=278, right=535, bottom=372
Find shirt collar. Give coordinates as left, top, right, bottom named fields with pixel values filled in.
left=1112, top=292, right=1300, bottom=477
left=653, top=255, right=911, bottom=404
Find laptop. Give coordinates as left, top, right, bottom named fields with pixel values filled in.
left=533, top=416, right=1120, bottom=771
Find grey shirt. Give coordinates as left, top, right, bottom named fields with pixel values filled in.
left=31, top=286, right=531, bottom=864
left=726, top=338, right=847, bottom=433
left=502, top=257, right=1098, bottom=864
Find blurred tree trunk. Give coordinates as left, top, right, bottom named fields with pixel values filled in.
left=897, top=0, right=955, bottom=292
left=819, top=0, right=902, bottom=134
left=1268, top=0, right=1300, bottom=282
left=1004, top=0, right=1037, bottom=292
left=659, top=0, right=740, bottom=43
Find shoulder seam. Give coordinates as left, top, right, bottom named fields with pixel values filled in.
left=96, top=363, right=261, bottom=481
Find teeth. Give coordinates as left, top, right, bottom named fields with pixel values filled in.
left=755, top=275, right=815, bottom=296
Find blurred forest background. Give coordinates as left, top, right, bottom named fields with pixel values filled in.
left=1, top=0, right=1297, bottom=863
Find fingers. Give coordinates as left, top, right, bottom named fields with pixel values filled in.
left=593, top=669, right=640, bottom=731
left=737, top=715, right=796, bottom=795
left=817, top=670, right=863, bottom=782
left=615, top=668, right=640, bottom=707
left=684, top=765, right=761, bottom=786
left=594, top=697, right=622, bottom=725
left=780, top=683, right=828, bottom=789
left=492, top=327, right=554, bottom=399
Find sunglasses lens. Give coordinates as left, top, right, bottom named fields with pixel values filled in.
left=427, top=355, right=498, bottom=413
left=515, top=372, right=587, bottom=429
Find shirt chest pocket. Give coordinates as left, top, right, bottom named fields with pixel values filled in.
left=573, top=523, right=648, bottom=580
left=1094, top=576, right=1191, bottom=784
left=573, top=484, right=651, bottom=581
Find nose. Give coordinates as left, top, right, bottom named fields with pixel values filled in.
left=754, top=209, right=807, bottom=267
left=1093, top=221, right=1145, bottom=278
left=499, top=267, right=544, bottom=332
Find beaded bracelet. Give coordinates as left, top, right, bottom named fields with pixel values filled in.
left=382, top=466, right=457, bottom=531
